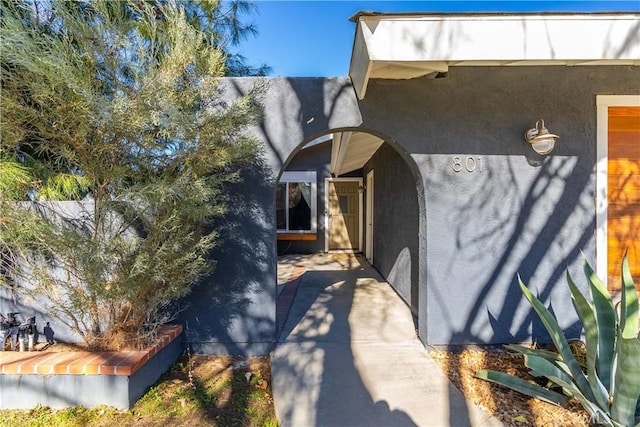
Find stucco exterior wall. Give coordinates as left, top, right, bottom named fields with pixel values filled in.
left=358, top=65, right=640, bottom=345
left=177, top=77, right=364, bottom=355
left=363, top=144, right=420, bottom=313
left=1, top=202, right=95, bottom=344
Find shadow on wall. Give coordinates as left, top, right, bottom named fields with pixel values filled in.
left=427, top=154, right=593, bottom=346
left=182, top=76, right=362, bottom=357
left=364, top=143, right=421, bottom=314
left=0, top=285, right=82, bottom=344
left=178, top=157, right=276, bottom=356
left=259, top=78, right=360, bottom=172
left=421, top=149, right=594, bottom=427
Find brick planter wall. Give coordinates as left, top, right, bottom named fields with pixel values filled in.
left=0, top=325, right=183, bottom=410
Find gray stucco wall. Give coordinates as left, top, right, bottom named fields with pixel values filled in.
left=176, top=161, right=276, bottom=355
left=359, top=65, right=640, bottom=345
left=177, top=77, right=364, bottom=355
left=363, top=144, right=420, bottom=313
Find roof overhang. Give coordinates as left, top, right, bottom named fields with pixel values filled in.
left=349, top=12, right=640, bottom=99
left=330, top=132, right=384, bottom=176
left=301, top=132, right=384, bottom=177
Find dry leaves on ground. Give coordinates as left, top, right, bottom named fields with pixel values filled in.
left=429, top=348, right=590, bottom=427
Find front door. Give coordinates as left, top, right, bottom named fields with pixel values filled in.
left=327, top=180, right=361, bottom=251
left=607, top=106, right=640, bottom=288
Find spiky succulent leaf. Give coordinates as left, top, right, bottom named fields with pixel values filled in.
left=611, top=255, right=640, bottom=425
left=525, top=354, right=613, bottom=424
left=504, top=343, right=572, bottom=376
left=505, top=343, right=563, bottom=363
left=525, top=354, right=576, bottom=391
left=619, top=254, right=639, bottom=340
left=611, top=336, right=640, bottom=426
left=518, top=276, right=594, bottom=402
left=475, top=370, right=569, bottom=406
left=567, top=271, right=610, bottom=410
left=584, top=260, right=617, bottom=391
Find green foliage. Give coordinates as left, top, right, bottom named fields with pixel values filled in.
left=476, top=255, right=640, bottom=427
left=180, top=0, right=271, bottom=76
left=0, top=404, right=122, bottom=427
left=0, top=0, right=264, bottom=349
left=0, top=156, right=91, bottom=201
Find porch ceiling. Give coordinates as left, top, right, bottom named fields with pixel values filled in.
left=349, top=12, right=640, bottom=99
left=332, top=132, right=384, bottom=176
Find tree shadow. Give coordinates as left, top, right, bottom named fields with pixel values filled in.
left=273, top=259, right=416, bottom=426
left=425, top=151, right=595, bottom=424
left=176, top=155, right=276, bottom=356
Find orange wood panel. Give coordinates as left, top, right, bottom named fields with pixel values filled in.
left=608, top=107, right=640, bottom=289
left=609, top=107, right=640, bottom=117
left=277, top=233, right=317, bottom=241
left=608, top=174, right=640, bottom=190
left=608, top=133, right=640, bottom=157
left=608, top=116, right=640, bottom=132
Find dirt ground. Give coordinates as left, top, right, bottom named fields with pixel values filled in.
left=429, top=347, right=590, bottom=427
left=125, top=354, right=277, bottom=427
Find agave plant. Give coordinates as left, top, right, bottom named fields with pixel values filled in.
left=476, top=255, right=640, bottom=427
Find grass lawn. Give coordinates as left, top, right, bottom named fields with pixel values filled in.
left=0, top=355, right=278, bottom=427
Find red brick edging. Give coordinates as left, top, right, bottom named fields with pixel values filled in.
left=0, top=324, right=182, bottom=376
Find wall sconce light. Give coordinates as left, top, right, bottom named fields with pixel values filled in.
left=524, top=119, right=559, bottom=155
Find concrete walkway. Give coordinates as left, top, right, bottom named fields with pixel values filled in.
left=272, top=254, right=503, bottom=427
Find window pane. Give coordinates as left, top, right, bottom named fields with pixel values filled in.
left=288, top=182, right=311, bottom=230
left=276, top=183, right=286, bottom=230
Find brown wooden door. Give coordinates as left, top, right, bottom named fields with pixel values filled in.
left=328, top=181, right=360, bottom=250
left=607, top=106, right=640, bottom=289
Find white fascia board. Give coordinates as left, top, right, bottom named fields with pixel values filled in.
left=361, top=14, right=640, bottom=63
left=330, top=132, right=342, bottom=174
left=330, top=132, right=352, bottom=176
left=350, top=20, right=373, bottom=99
left=349, top=14, right=639, bottom=98
left=335, top=132, right=352, bottom=175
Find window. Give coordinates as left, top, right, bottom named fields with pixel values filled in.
left=277, top=171, right=317, bottom=233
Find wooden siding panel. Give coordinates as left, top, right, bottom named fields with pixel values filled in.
left=608, top=107, right=640, bottom=289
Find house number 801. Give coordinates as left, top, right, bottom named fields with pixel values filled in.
left=452, top=156, right=482, bottom=173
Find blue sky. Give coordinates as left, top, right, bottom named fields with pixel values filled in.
left=237, top=1, right=640, bottom=77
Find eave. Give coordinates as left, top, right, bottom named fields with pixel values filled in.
left=349, top=13, right=640, bottom=99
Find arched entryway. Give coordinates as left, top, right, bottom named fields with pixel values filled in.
left=274, top=128, right=427, bottom=339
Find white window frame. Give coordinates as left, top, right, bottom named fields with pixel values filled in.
left=277, top=171, right=317, bottom=234
left=595, top=95, right=640, bottom=285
